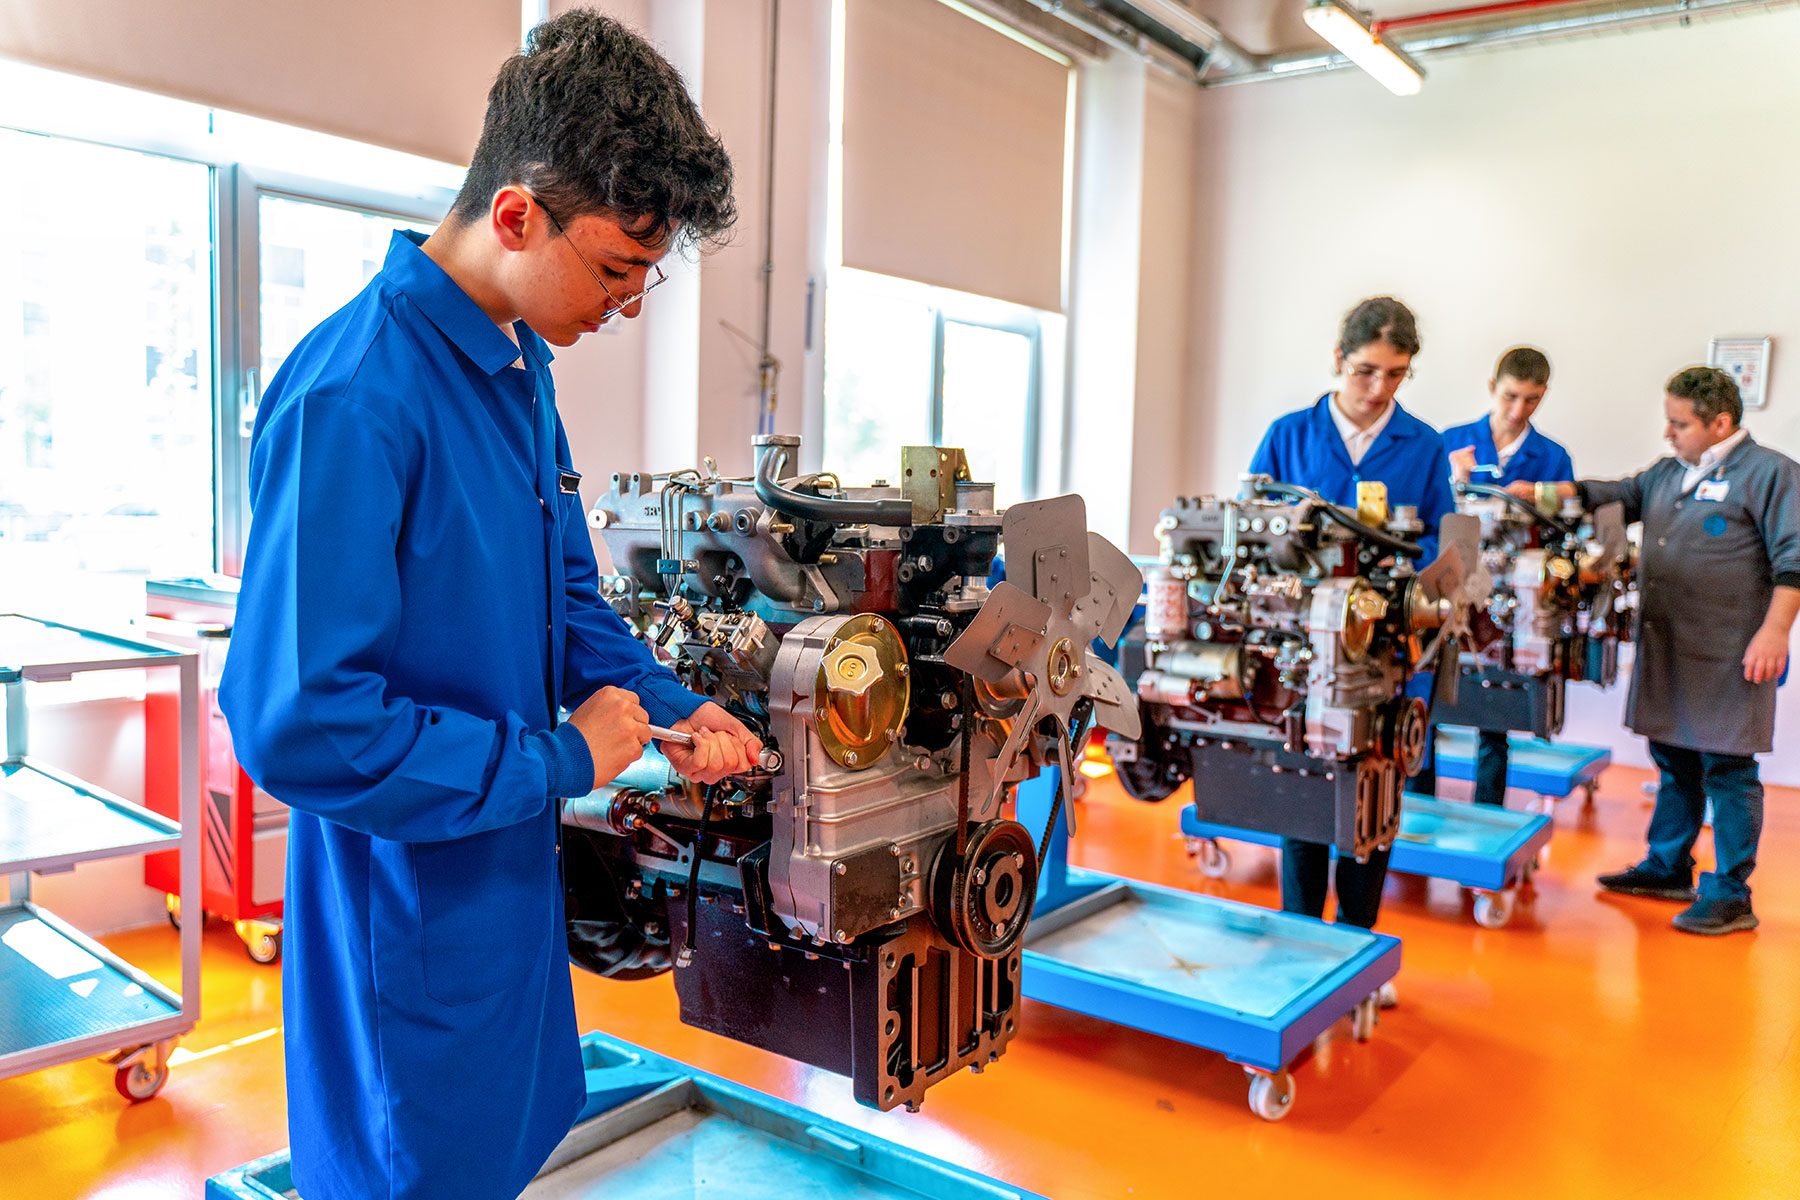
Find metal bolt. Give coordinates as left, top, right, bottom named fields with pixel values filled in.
left=1011, top=853, right=1024, bottom=868
left=834, top=929, right=849, bottom=942
left=973, top=867, right=987, bottom=885
left=834, top=862, right=848, bottom=875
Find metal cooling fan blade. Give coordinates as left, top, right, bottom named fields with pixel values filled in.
left=1081, top=651, right=1141, bottom=740
left=1002, top=495, right=1092, bottom=609
left=1072, top=530, right=1143, bottom=649
left=1432, top=634, right=1462, bottom=708
left=943, top=580, right=1051, bottom=683
left=1593, top=501, right=1628, bottom=566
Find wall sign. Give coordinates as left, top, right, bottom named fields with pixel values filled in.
left=1707, top=336, right=1773, bottom=411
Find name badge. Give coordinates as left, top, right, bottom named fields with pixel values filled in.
left=558, top=469, right=582, bottom=496
left=1695, top=479, right=1730, bottom=502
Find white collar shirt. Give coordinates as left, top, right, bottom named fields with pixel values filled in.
left=1329, top=396, right=1395, bottom=467
left=1681, top=427, right=1748, bottom=492
left=1495, top=427, right=1529, bottom=468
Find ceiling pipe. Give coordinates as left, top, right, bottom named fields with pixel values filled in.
left=1203, top=0, right=1800, bottom=86
left=1372, top=0, right=1590, bottom=33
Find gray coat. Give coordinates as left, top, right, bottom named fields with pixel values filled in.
left=1582, top=433, right=1800, bottom=756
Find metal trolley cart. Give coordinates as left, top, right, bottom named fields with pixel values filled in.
left=1434, top=727, right=1610, bottom=809
left=1017, top=770, right=1400, bottom=1121
left=143, top=576, right=287, bottom=964
left=0, top=614, right=199, bottom=1101
left=207, top=1032, right=1050, bottom=1200
left=1182, top=793, right=1554, bottom=929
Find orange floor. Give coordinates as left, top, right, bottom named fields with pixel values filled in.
left=4, top=762, right=1798, bottom=1199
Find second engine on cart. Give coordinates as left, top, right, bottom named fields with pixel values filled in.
left=1108, top=474, right=1484, bottom=857
left=564, top=435, right=1140, bottom=1112
left=1439, top=482, right=1636, bottom=736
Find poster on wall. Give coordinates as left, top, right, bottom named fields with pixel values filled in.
left=1707, top=336, right=1773, bottom=411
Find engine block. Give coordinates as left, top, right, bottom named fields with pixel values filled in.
left=564, top=435, right=1139, bottom=1111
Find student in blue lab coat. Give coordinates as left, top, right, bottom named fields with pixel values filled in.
left=1422, top=346, right=1575, bottom=806
left=1249, top=297, right=1453, bottom=949
left=219, top=14, right=755, bottom=1200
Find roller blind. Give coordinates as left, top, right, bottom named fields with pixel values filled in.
left=0, top=0, right=519, bottom=164
left=841, top=0, right=1071, bottom=313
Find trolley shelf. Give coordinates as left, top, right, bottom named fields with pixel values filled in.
left=0, top=614, right=182, bottom=681
left=0, top=760, right=182, bottom=876
left=0, top=903, right=182, bottom=1063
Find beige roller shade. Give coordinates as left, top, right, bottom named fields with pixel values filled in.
left=841, top=0, right=1071, bottom=313
left=0, top=0, right=520, bottom=164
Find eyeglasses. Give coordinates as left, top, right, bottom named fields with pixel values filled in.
left=533, top=194, right=667, bottom=322
left=1344, top=362, right=1415, bottom=384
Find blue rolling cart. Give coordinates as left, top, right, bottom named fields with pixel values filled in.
left=1181, top=793, right=1554, bottom=929
left=207, top=1033, right=1048, bottom=1200
left=1017, top=770, right=1400, bottom=1121
left=1433, top=727, right=1611, bottom=809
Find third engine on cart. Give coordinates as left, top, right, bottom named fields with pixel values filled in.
left=1440, top=482, right=1637, bottom=737
left=566, top=436, right=1141, bottom=1113
left=1107, top=474, right=1485, bottom=858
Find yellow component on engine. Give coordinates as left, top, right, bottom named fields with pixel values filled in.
left=1356, top=481, right=1389, bottom=527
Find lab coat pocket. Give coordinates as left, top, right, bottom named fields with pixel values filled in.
left=414, top=819, right=554, bottom=1006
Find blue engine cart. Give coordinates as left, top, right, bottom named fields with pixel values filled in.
left=1433, top=726, right=1611, bottom=811
left=207, top=1033, right=1048, bottom=1200
left=1181, top=792, right=1554, bottom=929
left=1017, top=769, right=1400, bottom=1121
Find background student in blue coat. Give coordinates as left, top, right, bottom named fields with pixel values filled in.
left=1422, top=346, right=1575, bottom=806
left=1249, top=297, right=1452, bottom=977
left=220, top=15, right=758, bottom=1200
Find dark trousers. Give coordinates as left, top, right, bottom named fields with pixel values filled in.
left=1280, top=839, right=1392, bottom=929
left=1473, top=730, right=1510, bottom=806
left=1643, top=741, right=1763, bottom=903
left=1411, top=727, right=1509, bottom=806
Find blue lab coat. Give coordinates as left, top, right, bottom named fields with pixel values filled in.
left=219, top=231, right=705, bottom=1200
left=1440, top=416, right=1574, bottom=488
left=1249, top=394, right=1455, bottom=553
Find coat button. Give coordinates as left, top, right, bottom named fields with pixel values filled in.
left=1658, top=537, right=1668, bottom=547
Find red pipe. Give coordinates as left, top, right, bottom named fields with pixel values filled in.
left=1370, top=0, right=1586, bottom=34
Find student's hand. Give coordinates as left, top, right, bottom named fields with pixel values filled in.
left=1448, top=447, right=1477, bottom=483
left=568, top=686, right=652, bottom=787
left=1504, top=481, right=1540, bottom=501
left=665, top=702, right=763, bottom=785
left=1743, top=626, right=1790, bottom=685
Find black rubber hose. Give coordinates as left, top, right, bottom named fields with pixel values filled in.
left=1454, top=481, right=1579, bottom=536
left=754, top=447, right=915, bottom=526
left=1252, top=479, right=1425, bottom=558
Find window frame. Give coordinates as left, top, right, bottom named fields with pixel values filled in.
left=928, top=305, right=1044, bottom=502
left=0, top=80, right=457, bottom=579
left=223, top=172, right=449, bottom=573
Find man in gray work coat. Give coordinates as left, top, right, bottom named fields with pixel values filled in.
left=1513, top=366, right=1800, bottom=934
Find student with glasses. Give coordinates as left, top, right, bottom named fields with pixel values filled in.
left=220, top=13, right=759, bottom=1200
left=1247, top=297, right=1453, bottom=998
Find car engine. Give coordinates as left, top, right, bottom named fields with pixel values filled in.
left=1107, top=474, right=1484, bottom=857
left=1435, top=482, right=1634, bottom=737
left=563, top=435, right=1140, bottom=1111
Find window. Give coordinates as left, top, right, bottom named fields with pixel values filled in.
left=822, top=269, right=1059, bottom=507
left=0, top=60, right=458, bottom=619
left=0, top=129, right=215, bottom=621
left=257, top=194, right=434, bottom=385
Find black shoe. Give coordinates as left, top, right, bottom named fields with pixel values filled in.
left=1672, top=896, right=1759, bottom=936
left=1596, top=864, right=1695, bottom=901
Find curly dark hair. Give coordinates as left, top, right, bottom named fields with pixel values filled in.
left=1667, top=365, right=1742, bottom=427
left=1338, top=296, right=1421, bottom=359
left=450, top=8, right=736, bottom=254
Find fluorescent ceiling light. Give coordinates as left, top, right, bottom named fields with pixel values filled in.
left=1303, top=1, right=1426, bottom=96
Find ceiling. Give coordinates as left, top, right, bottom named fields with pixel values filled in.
left=1191, top=1, right=1523, bottom=57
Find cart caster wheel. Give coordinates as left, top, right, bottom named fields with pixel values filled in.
left=1473, top=890, right=1514, bottom=929
left=114, top=1059, right=169, bottom=1102
left=1195, top=838, right=1231, bottom=880
left=1351, top=997, right=1377, bottom=1042
left=1247, top=1071, right=1295, bottom=1121
left=246, top=931, right=282, bottom=964
left=164, top=894, right=181, bottom=931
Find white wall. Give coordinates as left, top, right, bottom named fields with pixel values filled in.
left=1179, top=11, right=1800, bottom=782
left=1183, top=12, right=1800, bottom=494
